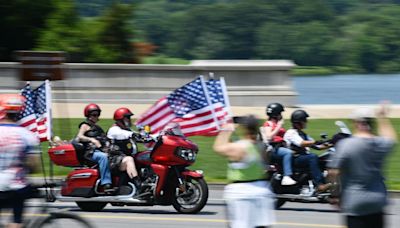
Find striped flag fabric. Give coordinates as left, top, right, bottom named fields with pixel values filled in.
left=18, top=81, right=52, bottom=142
left=136, top=76, right=231, bottom=137
left=17, top=84, right=38, bottom=133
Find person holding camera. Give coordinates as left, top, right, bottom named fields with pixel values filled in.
left=213, top=115, right=275, bottom=228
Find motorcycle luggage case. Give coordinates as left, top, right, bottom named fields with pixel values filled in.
left=48, top=143, right=83, bottom=167
left=61, top=168, right=99, bottom=197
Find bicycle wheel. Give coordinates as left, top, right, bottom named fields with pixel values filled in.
left=28, top=212, right=94, bottom=228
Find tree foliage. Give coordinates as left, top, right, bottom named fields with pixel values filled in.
left=3, top=0, right=400, bottom=72
left=0, top=0, right=55, bottom=61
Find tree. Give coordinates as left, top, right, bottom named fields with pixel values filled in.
left=0, top=0, right=55, bottom=61
left=35, top=0, right=83, bottom=61
left=96, top=3, right=135, bottom=63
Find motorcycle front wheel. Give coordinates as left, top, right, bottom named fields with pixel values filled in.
left=172, top=177, right=208, bottom=214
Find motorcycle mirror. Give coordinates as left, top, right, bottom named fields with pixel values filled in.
left=335, top=121, right=352, bottom=135
left=320, top=133, right=328, bottom=139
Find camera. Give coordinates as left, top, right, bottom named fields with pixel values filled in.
left=233, top=116, right=245, bottom=124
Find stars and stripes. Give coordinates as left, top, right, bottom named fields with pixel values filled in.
left=136, top=76, right=231, bottom=137
left=17, top=81, right=51, bottom=142
left=17, top=84, right=38, bottom=133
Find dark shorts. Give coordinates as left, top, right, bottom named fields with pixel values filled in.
left=0, top=185, right=32, bottom=223
left=346, top=211, right=384, bottom=228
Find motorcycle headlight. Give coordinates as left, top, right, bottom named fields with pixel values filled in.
left=175, top=147, right=197, bottom=162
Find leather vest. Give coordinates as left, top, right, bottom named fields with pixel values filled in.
left=79, top=120, right=107, bottom=147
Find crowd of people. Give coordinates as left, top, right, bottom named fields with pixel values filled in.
left=0, top=93, right=397, bottom=228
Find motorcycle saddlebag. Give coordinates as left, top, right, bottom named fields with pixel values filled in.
left=48, top=143, right=83, bottom=167
left=61, top=168, right=99, bottom=197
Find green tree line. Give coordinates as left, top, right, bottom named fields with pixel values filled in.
left=2, top=0, right=400, bottom=72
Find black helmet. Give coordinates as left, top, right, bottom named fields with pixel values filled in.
left=291, top=110, right=309, bottom=123
left=266, top=103, right=285, bottom=117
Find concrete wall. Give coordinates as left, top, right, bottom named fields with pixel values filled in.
left=0, top=60, right=297, bottom=107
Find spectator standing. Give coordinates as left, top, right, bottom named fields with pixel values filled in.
left=328, top=103, right=397, bottom=228
left=213, top=115, right=275, bottom=228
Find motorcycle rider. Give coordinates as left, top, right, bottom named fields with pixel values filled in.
left=106, top=107, right=144, bottom=192
left=283, top=110, right=331, bottom=192
left=261, top=103, right=296, bottom=185
left=76, top=103, right=113, bottom=193
left=213, top=115, right=275, bottom=228
left=0, top=94, right=40, bottom=228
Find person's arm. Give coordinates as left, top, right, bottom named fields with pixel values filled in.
left=285, top=129, right=315, bottom=148
left=264, top=119, right=284, bottom=141
left=213, top=124, right=246, bottom=161
left=77, top=124, right=101, bottom=148
left=377, top=102, right=398, bottom=142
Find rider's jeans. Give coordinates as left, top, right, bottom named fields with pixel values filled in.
left=91, top=150, right=112, bottom=185
left=293, top=153, right=324, bottom=185
left=273, top=147, right=293, bottom=176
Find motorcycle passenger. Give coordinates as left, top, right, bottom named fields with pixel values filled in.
left=283, top=110, right=331, bottom=192
left=213, top=115, right=275, bottom=228
left=0, top=94, right=40, bottom=228
left=76, top=103, right=113, bottom=193
left=107, top=107, right=143, bottom=192
left=261, top=103, right=296, bottom=186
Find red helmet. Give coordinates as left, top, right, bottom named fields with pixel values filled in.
left=84, top=103, right=101, bottom=117
left=113, top=107, right=133, bottom=121
left=0, top=94, right=26, bottom=119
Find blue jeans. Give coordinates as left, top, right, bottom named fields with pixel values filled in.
left=273, top=147, right=293, bottom=176
left=91, top=150, right=112, bottom=185
left=293, top=153, right=324, bottom=185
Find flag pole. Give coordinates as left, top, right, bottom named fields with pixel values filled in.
left=199, top=75, right=221, bottom=130
left=220, top=77, right=233, bottom=120
left=45, top=80, right=53, bottom=142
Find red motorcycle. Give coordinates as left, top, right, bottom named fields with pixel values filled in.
left=48, top=125, right=208, bottom=214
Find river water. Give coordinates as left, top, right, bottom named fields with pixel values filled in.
left=293, top=74, right=400, bottom=104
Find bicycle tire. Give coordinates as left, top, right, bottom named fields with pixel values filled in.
left=28, top=212, right=94, bottom=228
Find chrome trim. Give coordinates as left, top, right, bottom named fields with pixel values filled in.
left=70, top=172, right=93, bottom=179
left=53, top=150, right=65, bottom=155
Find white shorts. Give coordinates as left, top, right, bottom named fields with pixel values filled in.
left=224, top=181, right=276, bottom=228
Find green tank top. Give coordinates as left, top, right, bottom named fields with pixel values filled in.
left=227, top=140, right=266, bottom=182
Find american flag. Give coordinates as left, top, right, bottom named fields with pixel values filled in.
left=17, top=81, right=51, bottom=142
left=17, top=84, right=38, bottom=133
left=136, top=76, right=230, bottom=137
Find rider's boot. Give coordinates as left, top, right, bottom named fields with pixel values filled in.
left=131, top=176, right=142, bottom=194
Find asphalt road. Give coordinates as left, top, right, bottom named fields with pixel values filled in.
left=11, top=188, right=398, bottom=228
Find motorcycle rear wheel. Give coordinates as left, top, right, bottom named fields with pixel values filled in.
left=76, top=202, right=107, bottom=212
left=172, top=177, right=208, bottom=214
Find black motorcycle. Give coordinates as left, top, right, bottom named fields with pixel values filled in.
left=268, top=121, right=351, bottom=208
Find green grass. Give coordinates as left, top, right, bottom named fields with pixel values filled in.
left=38, top=118, right=400, bottom=190
left=291, top=66, right=363, bottom=76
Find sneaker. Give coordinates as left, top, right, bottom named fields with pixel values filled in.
left=281, top=176, right=297, bottom=186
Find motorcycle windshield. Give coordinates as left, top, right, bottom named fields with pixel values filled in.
left=163, top=122, right=185, bottom=137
